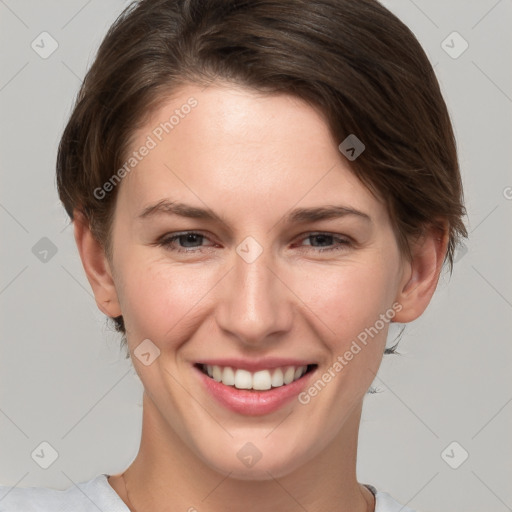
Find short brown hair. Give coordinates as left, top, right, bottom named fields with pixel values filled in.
left=56, top=0, right=467, bottom=339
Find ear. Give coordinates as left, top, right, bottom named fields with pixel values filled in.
left=73, top=210, right=122, bottom=319
left=393, top=223, right=449, bottom=323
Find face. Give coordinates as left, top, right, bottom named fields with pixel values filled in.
left=105, top=83, right=409, bottom=479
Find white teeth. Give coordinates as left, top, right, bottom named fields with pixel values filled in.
left=252, top=370, right=272, bottom=391
left=283, top=366, right=296, bottom=385
left=234, top=369, right=252, bottom=389
left=222, top=366, right=235, bottom=386
left=212, top=365, right=223, bottom=382
left=271, top=368, right=284, bottom=387
left=202, top=364, right=310, bottom=390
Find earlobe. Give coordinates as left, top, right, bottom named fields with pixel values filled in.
left=393, top=224, right=449, bottom=323
left=73, top=210, right=122, bottom=319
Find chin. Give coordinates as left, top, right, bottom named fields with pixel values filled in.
left=200, top=443, right=310, bottom=481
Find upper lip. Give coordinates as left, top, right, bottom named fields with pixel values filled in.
left=195, top=357, right=317, bottom=372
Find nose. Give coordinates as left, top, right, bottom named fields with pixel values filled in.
left=215, top=241, right=294, bottom=347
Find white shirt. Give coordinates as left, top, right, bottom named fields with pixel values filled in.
left=0, top=474, right=417, bottom=511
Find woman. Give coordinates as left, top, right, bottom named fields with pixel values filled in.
left=0, top=0, right=466, bottom=510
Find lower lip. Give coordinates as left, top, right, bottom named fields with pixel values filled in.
left=194, top=365, right=317, bottom=416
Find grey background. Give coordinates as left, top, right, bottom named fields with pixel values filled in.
left=0, top=1, right=511, bottom=511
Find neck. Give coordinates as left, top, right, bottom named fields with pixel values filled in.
left=113, top=391, right=374, bottom=512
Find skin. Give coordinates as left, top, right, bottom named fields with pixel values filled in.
left=74, top=83, right=448, bottom=512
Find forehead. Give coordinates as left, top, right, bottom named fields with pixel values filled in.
left=117, top=83, right=385, bottom=223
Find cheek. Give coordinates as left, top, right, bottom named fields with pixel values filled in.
left=114, top=241, right=401, bottom=354
left=299, top=260, right=399, bottom=342
left=114, top=255, right=208, bottom=343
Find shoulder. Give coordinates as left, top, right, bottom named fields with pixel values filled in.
left=365, top=484, right=419, bottom=512
left=1, top=477, right=420, bottom=512
left=0, top=474, right=129, bottom=512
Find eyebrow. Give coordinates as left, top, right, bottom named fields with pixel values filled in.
left=137, top=199, right=371, bottom=225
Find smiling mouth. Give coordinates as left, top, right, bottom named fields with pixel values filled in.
left=195, top=363, right=318, bottom=391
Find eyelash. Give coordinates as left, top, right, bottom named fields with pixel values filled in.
left=156, top=231, right=352, bottom=254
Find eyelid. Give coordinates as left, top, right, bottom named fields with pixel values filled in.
left=292, top=232, right=353, bottom=253
left=156, top=230, right=354, bottom=254
left=157, top=230, right=218, bottom=248
left=294, top=230, right=352, bottom=243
